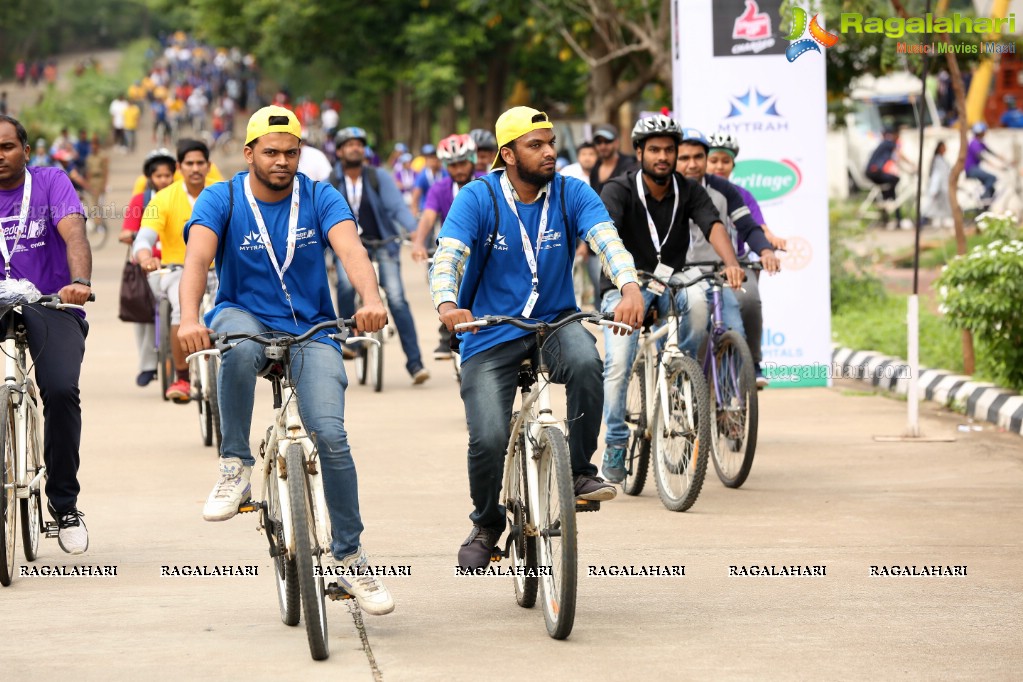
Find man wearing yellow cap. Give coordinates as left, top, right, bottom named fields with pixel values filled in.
left=177, top=105, right=396, bottom=616
left=430, top=106, right=645, bottom=570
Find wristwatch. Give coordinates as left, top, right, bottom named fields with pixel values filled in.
left=72, top=278, right=92, bottom=288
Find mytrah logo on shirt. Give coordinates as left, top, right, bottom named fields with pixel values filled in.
left=239, top=231, right=263, bottom=251
left=485, top=232, right=508, bottom=251
left=784, top=5, right=839, bottom=62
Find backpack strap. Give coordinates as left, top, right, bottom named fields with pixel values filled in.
left=559, top=174, right=569, bottom=231
left=216, top=178, right=234, bottom=268
left=463, top=176, right=501, bottom=311
left=363, top=165, right=380, bottom=195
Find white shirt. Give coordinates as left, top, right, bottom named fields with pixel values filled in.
left=298, top=146, right=333, bottom=183
left=109, top=98, right=128, bottom=128
left=561, top=162, right=591, bottom=185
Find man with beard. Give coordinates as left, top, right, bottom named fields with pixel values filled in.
left=597, top=116, right=745, bottom=483
left=430, top=106, right=646, bottom=570
left=178, top=106, right=396, bottom=616
left=410, top=133, right=480, bottom=358
left=331, top=126, right=429, bottom=383
left=133, top=138, right=215, bottom=402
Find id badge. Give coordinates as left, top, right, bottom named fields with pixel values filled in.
left=648, top=261, right=673, bottom=296
left=521, top=288, right=539, bottom=317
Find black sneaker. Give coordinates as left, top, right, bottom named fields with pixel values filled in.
left=433, top=341, right=452, bottom=360
left=457, top=525, right=502, bottom=571
left=47, top=502, right=89, bottom=555
left=574, top=474, right=617, bottom=502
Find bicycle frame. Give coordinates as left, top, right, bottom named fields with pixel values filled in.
left=2, top=312, right=43, bottom=499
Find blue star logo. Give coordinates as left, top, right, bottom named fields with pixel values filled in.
left=725, top=88, right=782, bottom=119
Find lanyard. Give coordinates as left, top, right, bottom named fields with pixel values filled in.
left=1, top=169, right=32, bottom=277
left=345, top=174, right=362, bottom=215
left=499, top=171, right=551, bottom=294
left=243, top=174, right=300, bottom=324
left=635, top=172, right=679, bottom=262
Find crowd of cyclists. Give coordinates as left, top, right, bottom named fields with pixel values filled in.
left=1, top=32, right=791, bottom=620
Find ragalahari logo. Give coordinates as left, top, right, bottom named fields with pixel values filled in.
left=784, top=6, right=840, bottom=62
left=733, top=0, right=772, bottom=41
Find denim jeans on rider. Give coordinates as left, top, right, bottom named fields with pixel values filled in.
left=966, top=166, right=997, bottom=201
left=682, top=267, right=746, bottom=360
left=212, top=306, right=364, bottom=559
left=333, top=247, right=424, bottom=375
left=459, top=313, right=603, bottom=531
left=600, top=285, right=698, bottom=447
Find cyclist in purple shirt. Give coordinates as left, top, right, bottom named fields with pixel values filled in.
left=965, top=123, right=1007, bottom=206
left=0, top=115, right=93, bottom=555
left=411, top=133, right=480, bottom=359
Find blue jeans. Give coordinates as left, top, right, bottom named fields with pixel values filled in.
left=213, top=307, right=363, bottom=559
left=600, top=285, right=697, bottom=447
left=966, top=166, right=997, bottom=200
left=683, top=267, right=746, bottom=361
left=459, top=314, right=603, bottom=530
left=334, top=247, right=424, bottom=374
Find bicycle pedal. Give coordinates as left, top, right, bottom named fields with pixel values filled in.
left=575, top=499, right=601, bottom=512
left=325, top=582, right=355, bottom=601
left=236, top=501, right=264, bottom=514
left=490, top=551, right=503, bottom=563
left=44, top=522, right=60, bottom=538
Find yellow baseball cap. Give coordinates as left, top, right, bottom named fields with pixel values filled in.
left=492, top=106, right=553, bottom=169
left=245, top=105, right=302, bottom=145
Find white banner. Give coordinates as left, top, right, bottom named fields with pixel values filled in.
left=672, top=0, right=831, bottom=388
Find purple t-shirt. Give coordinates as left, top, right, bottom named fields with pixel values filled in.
left=965, top=138, right=987, bottom=173
left=0, top=167, right=84, bottom=295
left=423, top=176, right=458, bottom=222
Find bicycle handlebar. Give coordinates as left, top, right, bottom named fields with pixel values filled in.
left=454, top=311, right=632, bottom=335
left=212, top=317, right=357, bottom=348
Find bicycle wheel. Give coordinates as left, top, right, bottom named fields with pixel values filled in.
left=709, top=330, right=759, bottom=489
left=265, top=460, right=300, bottom=626
left=20, top=389, right=42, bottom=562
left=194, top=360, right=212, bottom=446
left=158, top=298, right=173, bottom=400
left=651, top=354, right=711, bottom=512
left=535, top=427, right=577, bottom=640
left=285, top=444, right=329, bottom=660
left=371, top=333, right=383, bottom=393
left=86, top=218, right=108, bottom=250
left=623, top=358, right=650, bottom=496
left=354, top=344, right=368, bottom=385
left=506, top=418, right=537, bottom=608
left=0, top=388, right=18, bottom=586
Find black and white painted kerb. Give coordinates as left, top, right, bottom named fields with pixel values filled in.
left=831, top=347, right=1023, bottom=437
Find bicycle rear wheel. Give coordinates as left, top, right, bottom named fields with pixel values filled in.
left=285, top=444, right=329, bottom=660
left=506, top=418, right=537, bottom=608
left=208, top=356, right=221, bottom=452
left=709, top=330, right=759, bottom=488
left=20, top=388, right=41, bottom=562
left=535, top=427, right=577, bottom=640
left=623, top=358, right=650, bottom=496
left=158, top=298, right=173, bottom=400
left=86, top=218, right=109, bottom=250
left=194, top=360, right=212, bottom=446
left=651, top=355, right=711, bottom=512
left=0, top=388, right=18, bottom=586
left=265, top=460, right=299, bottom=626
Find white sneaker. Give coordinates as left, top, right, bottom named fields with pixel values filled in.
left=335, top=546, right=395, bottom=615
left=49, top=503, right=88, bottom=555
left=202, top=458, right=252, bottom=521
left=412, top=368, right=430, bottom=385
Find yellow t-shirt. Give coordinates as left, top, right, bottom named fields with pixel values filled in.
left=131, top=162, right=224, bottom=196
left=124, top=104, right=141, bottom=131
left=139, top=180, right=215, bottom=265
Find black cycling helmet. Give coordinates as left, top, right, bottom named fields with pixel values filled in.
left=631, top=114, right=683, bottom=149
left=143, top=148, right=176, bottom=176
left=469, top=128, right=498, bottom=151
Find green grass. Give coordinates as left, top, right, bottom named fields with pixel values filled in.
left=891, top=230, right=985, bottom=269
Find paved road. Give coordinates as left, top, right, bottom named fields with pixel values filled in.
left=1, top=62, right=1021, bottom=681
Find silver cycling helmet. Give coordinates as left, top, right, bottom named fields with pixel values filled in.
left=631, top=114, right=683, bottom=148
left=469, top=128, right=498, bottom=151
left=143, top=147, right=176, bottom=176
left=707, top=131, right=740, bottom=156
left=334, top=126, right=368, bottom=146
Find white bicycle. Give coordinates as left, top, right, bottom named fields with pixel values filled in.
left=0, top=292, right=93, bottom=586
left=188, top=318, right=376, bottom=660
left=455, top=311, right=630, bottom=640
left=189, top=270, right=220, bottom=448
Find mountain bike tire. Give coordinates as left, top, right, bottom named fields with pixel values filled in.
left=265, top=460, right=299, bottom=626
left=709, top=330, right=758, bottom=489
left=158, top=298, right=173, bottom=401
left=651, top=354, right=711, bottom=512
left=623, top=358, right=650, bottom=496
left=0, top=388, right=18, bottom=586
left=20, top=387, right=41, bottom=562
left=536, top=427, right=577, bottom=640
left=286, top=444, right=329, bottom=660
left=507, top=419, right=537, bottom=608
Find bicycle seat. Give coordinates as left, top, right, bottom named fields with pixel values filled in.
left=257, top=360, right=285, bottom=380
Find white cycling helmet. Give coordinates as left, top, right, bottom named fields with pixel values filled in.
left=437, top=133, right=477, bottom=165
left=707, top=132, right=740, bottom=156
left=631, top=114, right=683, bottom=148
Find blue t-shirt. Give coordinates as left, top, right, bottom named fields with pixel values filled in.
left=184, top=171, right=354, bottom=347
left=438, top=171, right=610, bottom=361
